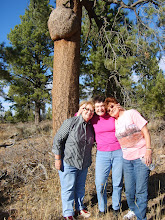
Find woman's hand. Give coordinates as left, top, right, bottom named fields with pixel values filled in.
left=117, top=103, right=124, bottom=111
left=144, top=149, right=152, bottom=166
left=77, top=103, right=86, bottom=116
left=55, top=159, right=62, bottom=170
left=141, top=125, right=152, bottom=166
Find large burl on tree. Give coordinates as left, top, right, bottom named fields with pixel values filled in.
left=48, top=6, right=79, bottom=40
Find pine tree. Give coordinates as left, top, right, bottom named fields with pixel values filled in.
left=5, top=0, right=53, bottom=124
left=80, top=0, right=165, bottom=118
left=80, top=1, right=136, bottom=103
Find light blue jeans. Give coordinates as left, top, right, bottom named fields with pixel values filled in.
left=58, top=161, right=88, bottom=217
left=95, top=149, right=123, bottom=212
left=123, top=158, right=150, bottom=220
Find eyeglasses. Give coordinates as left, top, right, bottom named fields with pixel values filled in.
left=84, top=108, right=94, bottom=113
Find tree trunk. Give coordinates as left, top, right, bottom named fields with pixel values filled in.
left=41, top=102, right=46, bottom=120
left=52, top=0, right=82, bottom=136
left=35, top=102, right=40, bottom=125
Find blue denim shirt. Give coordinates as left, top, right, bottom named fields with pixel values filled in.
left=52, top=115, right=95, bottom=170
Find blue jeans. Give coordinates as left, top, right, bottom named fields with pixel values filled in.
left=58, top=161, right=88, bottom=217
left=95, top=149, right=123, bottom=212
left=123, top=158, right=150, bottom=220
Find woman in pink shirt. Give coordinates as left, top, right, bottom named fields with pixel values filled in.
left=77, top=96, right=123, bottom=218
left=105, top=97, right=152, bottom=220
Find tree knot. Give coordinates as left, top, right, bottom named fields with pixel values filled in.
left=48, top=6, right=79, bottom=41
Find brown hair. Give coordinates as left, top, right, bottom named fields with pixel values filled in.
left=104, top=97, right=119, bottom=108
left=92, top=95, right=105, bottom=104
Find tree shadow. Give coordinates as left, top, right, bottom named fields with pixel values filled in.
left=0, top=211, right=9, bottom=220
left=148, top=172, right=165, bottom=199
left=147, top=196, right=165, bottom=220
left=0, top=209, right=18, bottom=220
left=0, top=173, right=24, bottom=220
left=0, top=143, right=13, bottom=148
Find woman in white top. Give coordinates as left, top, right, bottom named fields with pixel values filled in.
left=105, top=97, right=152, bottom=220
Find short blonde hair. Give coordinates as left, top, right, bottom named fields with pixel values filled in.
left=79, top=100, right=94, bottom=108
left=79, top=100, right=87, bottom=107
left=85, top=100, right=95, bottom=109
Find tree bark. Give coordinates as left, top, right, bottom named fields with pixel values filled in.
left=35, top=101, right=40, bottom=125
left=52, top=0, right=82, bottom=136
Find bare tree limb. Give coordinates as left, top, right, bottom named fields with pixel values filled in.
left=81, top=0, right=103, bottom=29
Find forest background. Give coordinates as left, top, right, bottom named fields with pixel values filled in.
left=0, top=0, right=165, bottom=124
left=0, top=0, right=165, bottom=219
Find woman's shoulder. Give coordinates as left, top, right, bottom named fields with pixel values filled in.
left=125, top=109, right=145, bottom=122
left=125, top=109, right=140, bottom=115
left=64, top=115, right=80, bottom=125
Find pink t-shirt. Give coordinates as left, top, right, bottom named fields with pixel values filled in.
left=115, top=109, right=148, bottom=160
left=91, top=114, right=121, bottom=151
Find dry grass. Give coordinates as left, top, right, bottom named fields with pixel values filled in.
left=0, top=120, right=164, bottom=220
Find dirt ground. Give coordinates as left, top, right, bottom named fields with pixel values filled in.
left=0, top=121, right=165, bottom=220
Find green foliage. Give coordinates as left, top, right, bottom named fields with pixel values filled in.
left=0, top=43, right=11, bottom=81
left=4, top=0, right=53, bottom=123
left=46, top=107, right=52, bottom=120
left=134, top=71, right=165, bottom=119
left=4, top=110, right=14, bottom=123
left=0, top=43, right=12, bottom=102
left=80, top=0, right=165, bottom=118
left=80, top=1, right=135, bottom=102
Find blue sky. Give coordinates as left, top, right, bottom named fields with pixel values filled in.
left=0, top=0, right=55, bottom=45
left=0, top=0, right=30, bottom=45
left=0, top=0, right=55, bottom=111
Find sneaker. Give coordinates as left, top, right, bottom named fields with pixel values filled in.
left=123, top=210, right=135, bottom=219
left=64, top=216, right=76, bottom=220
left=79, top=209, right=91, bottom=218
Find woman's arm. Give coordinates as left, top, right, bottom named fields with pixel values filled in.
left=52, top=118, right=73, bottom=170
left=55, top=154, right=62, bottom=170
left=141, top=125, right=152, bottom=166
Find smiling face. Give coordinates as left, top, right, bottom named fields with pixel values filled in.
left=82, top=103, right=94, bottom=122
left=94, top=102, right=106, bottom=116
left=107, top=102, right=120, bottom=119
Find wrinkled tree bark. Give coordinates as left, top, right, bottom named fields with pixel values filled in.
left=48, top=0, right=82, bottom=136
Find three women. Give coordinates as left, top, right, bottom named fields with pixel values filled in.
left=52, top=97, right=152, bottom=220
